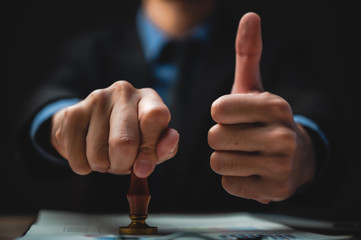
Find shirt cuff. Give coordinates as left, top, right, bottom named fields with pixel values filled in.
left=293, top=115, right=329, bottom=148
left=30, top=98, right=81, bottom=164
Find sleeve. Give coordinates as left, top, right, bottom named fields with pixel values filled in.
left=15, top=33, right=103, bottom=172
left=30, top=98, right=81, bottom=165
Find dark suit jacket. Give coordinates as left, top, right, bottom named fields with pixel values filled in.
left=17, top=4, right=345, bottom=216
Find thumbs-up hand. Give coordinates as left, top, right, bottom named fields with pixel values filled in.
left=208, top=13, right=316, bottom=204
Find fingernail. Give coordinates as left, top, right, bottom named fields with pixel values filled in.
left=134, top=160, right=154, bottom=178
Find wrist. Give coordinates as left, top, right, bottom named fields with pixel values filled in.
left=295, top=123, right=316, bottom=190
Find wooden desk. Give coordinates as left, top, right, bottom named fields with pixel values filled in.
left=0, top=215, right=36, bottom=240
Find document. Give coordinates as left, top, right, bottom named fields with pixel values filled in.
left=18, top=210, right=351, bottom=240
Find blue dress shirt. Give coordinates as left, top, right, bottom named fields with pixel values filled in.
left=137, top=8, right=210, bottom=104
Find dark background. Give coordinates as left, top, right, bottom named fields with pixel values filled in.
left=2, top=0, right=360, bottom=220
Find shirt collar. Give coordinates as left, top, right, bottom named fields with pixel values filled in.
left=136, top=8, right=211, bottom=62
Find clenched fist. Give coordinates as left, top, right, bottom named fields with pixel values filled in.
left=51, top=81, right=179, bottom=178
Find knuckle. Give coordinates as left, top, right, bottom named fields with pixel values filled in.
left=269, top=98, right=286, bottom=112
left=108, top=136, right=139, bottom=174
left=263, top=93, right=293, bottom=121
left=141, top=87, right=158, bottom=95
left=63, top=105, right=86, bottom=125
left=108, top=136, right=139, bottom=150
left=53, top=126, right=63, bottom=145
left=87, top=89, right=109, bottom=107
left=142, top=105, right=171, bottom=126
left=111, top=80, right=136, bottom=94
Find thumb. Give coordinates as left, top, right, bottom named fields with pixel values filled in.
left=232, top=12, right=264, bottom=94
left=156, top=128, right=179, bottom=163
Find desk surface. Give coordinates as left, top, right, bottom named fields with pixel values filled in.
left=0, top=214, right=359, bottom=240
left=0, top=215, right=36, bottom=240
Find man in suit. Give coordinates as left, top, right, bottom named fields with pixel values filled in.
left=18, top=0, right=333, bottom=213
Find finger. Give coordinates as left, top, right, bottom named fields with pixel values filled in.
left=210, top=151, right=266, bottom=177
left=258, top=199, right=271, bottom=204
left=211, top=92, right=292, bottom=124
left=156, top=128, right=179, bottom=164
left=222, top=176, right=292, bottom=202
left=108, top=97, right=140, bottom=175
left=222, top=175, right=269, bottom=202
left=60, top=104, right=92, bottom=175
left=85, top=92, right=111, bottom=173
left=208, top=123, right=276, bottom=152
left=133, top=88, right=171, bottom=178
left=209, top=124, right=295, bottom=155
left=232, top=12, right=263, bottom=94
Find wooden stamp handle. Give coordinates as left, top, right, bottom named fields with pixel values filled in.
left=119, top=171, right=157, bottom=235
left=127, top=171, right=151, bottom=216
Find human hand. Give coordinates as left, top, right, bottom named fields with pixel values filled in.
left=51, top=81, right=179, bottom=178
left=208, top=13, right=316, bottom=204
